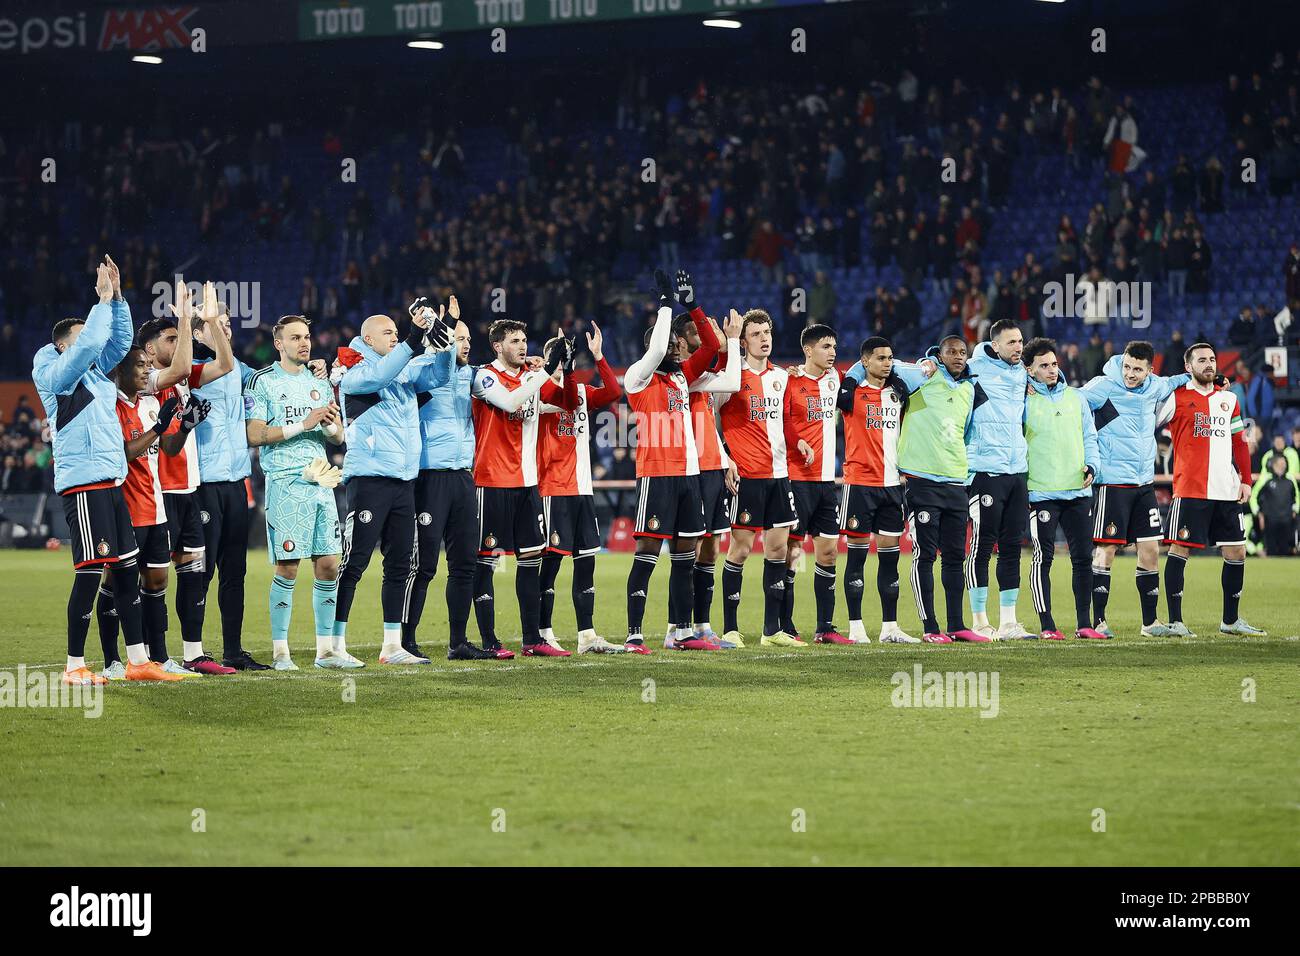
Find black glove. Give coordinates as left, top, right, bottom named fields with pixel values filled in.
left=675, top=269, right=696, bottom=307
left=562, top=337, right=576, bottom=373
left=1213, top=373, right=1229, bottom=389
left=543, top=341, right=565, bottom=375
left=423, top=320, right=450, bottom=351
left=653, top=269, right=675, bottom=308
left=404, top=317, right=429, bottom=350
left=178, top=397, right=212, bottom=434
left=152, top=396, right=180, bottom=437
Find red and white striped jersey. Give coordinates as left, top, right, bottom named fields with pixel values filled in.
left=472, top=360, right=572, bottom=489
left=783, top=367, right=840, bottom=482
left=1159, top=383, right=1251, bottom=501
left=720, top=362, right=790, bottom=480
left=842, top=381, right=903, bottom=487
left=146, top=364, right=203, bottom=494
left=116, top=391, right=174, bottom=526
left=626, top=370, right=699, bottom=478
left=538, top=361, right=623, bottom=497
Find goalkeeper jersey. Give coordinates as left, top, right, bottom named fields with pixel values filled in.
left=244, top=362, right=332, bottom=478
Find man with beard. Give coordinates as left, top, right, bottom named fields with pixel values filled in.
left=1158, top=344, right=1266, bottom=636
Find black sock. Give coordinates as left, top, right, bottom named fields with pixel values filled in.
left=446, top=563, right=473, bottom=647
left=941, top=556, right=966, bottom=632
left=763, top=558, right=786, bottom=636
left=626, top=552, right=657, bottom=639
left=914, top=557, right=939, bottom=634
left=175, top=561, right=206, bottom=651
left=1222, top=558, right=1244, bottom=623
left=142, top=587, right=168, bottom=662
left=692, top=561, right=715, bottom=627
left=473, top=557, right=498, bottom=644
left=95, top=584, right=120, bottom=665
left=845, top=544, right=868, bottom=623
left=539, top=552, right=562, bottom=631
left=781, top=568, right=797, bottom=634
left=669, top=550, right=694, bottom=630
left=1072, top=560, right=1093, bottom=630
left=572, top=555, right=595, bottom=631
left=112, top=561, right=145, bottom=650
left=68, top=571, right=101, bottom=660
left=722, top=560, right=743, bottom=634
left=813, top=562, right=836, bottom=633
left=1038, top=609, right=1057, bottom=631
left=876, top=545, right=901, bottom=621
left=1135, top=568, right=1160, bottom=626
left=516, top=555, right=542, bottom=643
left=1091, top=566, right=1111, bottom=624
left=1165, top=553, right=1187, bottom=623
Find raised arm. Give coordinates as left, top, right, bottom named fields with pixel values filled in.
left=342, top=341, right=417, bottom=395
left=580, top=324, right=623, bottom=408
left=35, top=298, right=114, bottom=395
left=625, top=305, right=673, bottom=394
left=152, top=282, right=197, bottom=391
left=680, top=308, right=722, bottom=383
left=626, top=270, right=680, bottom=393
left=95, top=256, right=134, bottom=375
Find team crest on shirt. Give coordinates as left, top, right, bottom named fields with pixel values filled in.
left=418, top=512, right=432, bottom=526
left=771, top=380, right=782, bottom=392
left=917, top=511, right=931, bottom=524
left=283, top=539, right=296, bottom=553
left=648, top=516, right=661, bottom=531
left=1178, top=527, right=1190, bottom=540
left=981, top=494, right=993, bottom=507
left=147, top=410, right=157, bottom=422
left=484, top=534, right=497, bottom=548
left=1105, top=522, right=1117, bottom=537
left=310, top=390, right=321, bottom=401
left=200, top=510, right=211, bottom=524
left=848, top=517, right=859, bottom=529
left=1219, top=399, right=1231, bottom=412
left=359, top=510, right=373, bottom=524
left=96, top=539, right=110, bottom=557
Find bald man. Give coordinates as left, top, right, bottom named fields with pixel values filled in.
left=333, top=306, right=449, bottom=664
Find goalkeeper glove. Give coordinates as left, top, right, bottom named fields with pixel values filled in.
left=675, top=268, right=696, bottom=307
left=302, top=457, right=343, bottom=490
left=151, top=396, right=179, bottom=437
left=653, top=269, right=675, bottom=308
left=178, top=397, right=211, bottom=434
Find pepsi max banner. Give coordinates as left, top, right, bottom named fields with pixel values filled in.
left=0, top=3, right=293, bottom=56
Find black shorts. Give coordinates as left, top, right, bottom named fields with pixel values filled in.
left=967, top=471, right=1030, bottom=543
left=633, top=474, right=706, bottom=540
left=839, top=483, right=906, bottom=538
left=163, top=492, right=205, bottom=557
left=477, top=485, right=546, bottom=555
left=791, top=480, right=841, bottom=540
left=698, top=468, right=734, bottom=536
left=903, top=476, right=969, bottom=525
left=1092, top=483, right=1162, bottom=545
left=135, top=523, right=174, bottom=568
left=731, top=475, right=798, bottom=532
left=62, top=485, right=138, bottom=569
left=544, top=494, right=602, bottom=556
left=1165, top=496, right=1247, bottom=549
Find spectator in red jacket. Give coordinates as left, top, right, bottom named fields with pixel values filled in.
left=747, top=220, right=792, bottom=285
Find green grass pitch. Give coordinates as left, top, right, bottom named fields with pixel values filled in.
left=0, top=548, right=1296, bottom=866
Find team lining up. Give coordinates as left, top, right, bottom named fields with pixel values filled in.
left=35, top=261, right=1264, bottom=686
